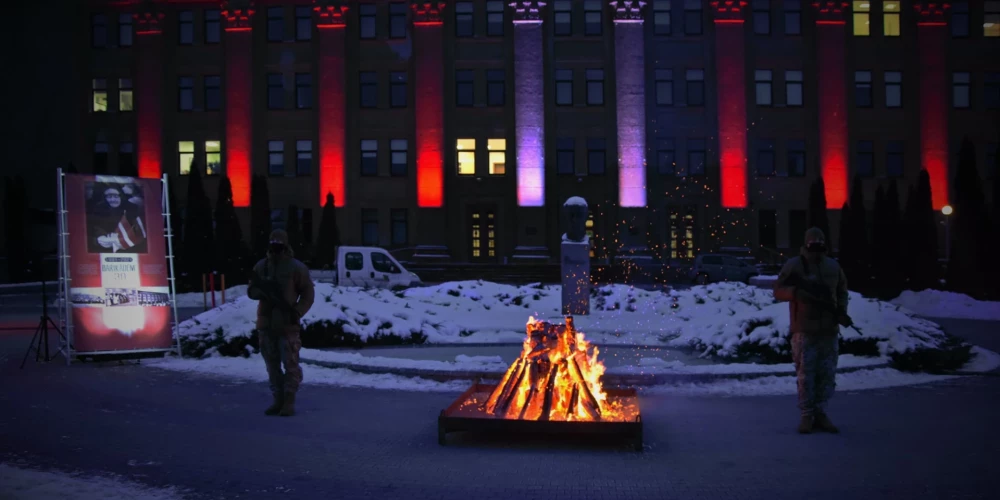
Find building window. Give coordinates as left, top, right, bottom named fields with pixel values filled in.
left=986, top=72, right=1000, bottom=109
left=669, top=209, right=696, bottom=259
left=118, top=13, right=133, bottom=47
left=789, top=209, right=807, bottom=250
left=584, top=0, right=602, bottom=36
left=118, top=78, right=133, bottom=112
left=205, top=140, right=221, bottom=175
left=950, top=1, right=969, bottom=37
left=204, top=75, right=221, bottom=111
left=391, top=209, right=408, bottom=247
left=587, top=138, right=606, bottom=175
left=390, top=139, right=408, bottom=176
left=755, top=70, right=773, bottom=106
left=855, top=71, right=872, bottom=107
left=267, top=7, right=284, bottom=42
left=119, top=142, right=134, bottom=175
left=555, top=69, right=573, bottom=106
left=488, top=139, right=506, bottom=175
left=785, top=70, right=803, bottom=106
left=656, top=138, right=676, bottom=175
left=753, top=0, right=770, bottom=35
left=885, top=71, right=901, bottom=108
left=852, top=1, right=870, bottom=36
left=556, top=138, right=575, bottom=175
left=654, top=0, right=671, bottom=35
left=389, top=3, right=408, bottom=38
left=360, top=71, right=378, bottom=108
left=783, top=0, right=801, bottom=35
left=456, top=2, right=473, bottom=37
left=487, top=70, right=505, bottom=106
left=986, top=1, right=1000, bottom=37
left=487, top=1, right=504, bottom=36
left=296, top=140, right=312, bottom=176
left=92, top=14, right=107, bottom=48
left=687, top=138, right=706, bottom=176
left=456, top=70, right=474, bottom=107
left=886, top=141, right=904, bottom=178
left=756, top=140, right=776, bottom=176
left=359, top=4, right=376, bottom=39
left=362, top=209, right=379, bottom=246
left=178, top=11, right=194, bottom=45
left=883, top=1, right=900, bottom=36
left=554, top=0, right=572, bottom=35
left=361, top=139, right=378, bottom=176
left=295, top=73, right=312, bottom=109
left=686, top=69, right=704, bottom=106
left=856, top=140, right=874, bottom=177
left=586, top=69, right=604, bottom=106
left=655, top=69, right=673, bottom=106
left=178, top=141, right=195, bottom=175
left=94, top=141, right=109, bottom=174
left=988, top=143, right=999, bottom=178
left=267, top=73, right=284, bottom=109
left=787, top=140, right=806, bottom=177
left=92, top=78, right=108, bottom=112
left=268, top=141, right=285, bottom=176
left=953, top=72, right=970, bottom=108
left=205, top=9, right=221, bottom=44
left=684, top=0, right=702, bottom=35
left=390, top=72, right=408, bottom=108
left=178, top=76, right=194, bottom=111
left=457, top=139, right=476, bottom=175
left=295, top=6, right=312, bottom=41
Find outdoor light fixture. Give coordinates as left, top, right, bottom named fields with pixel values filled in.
left=942, top=205, right=953, bottom=216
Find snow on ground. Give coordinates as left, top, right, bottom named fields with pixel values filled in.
left=645, top=368, right=961, bottom=397
left=891, top=289, right=1000, bottom=321
left=0, top=463, right=188, bottom=500
left=963, top=346, right=1000, bottom=373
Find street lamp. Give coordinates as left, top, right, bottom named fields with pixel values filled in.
left=942, top=205, right=953, bottom=262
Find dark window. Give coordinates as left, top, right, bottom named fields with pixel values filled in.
left=119, top=142, right=135, bottom=175
left=684, top=0, right=702, bottom=35
left=94, top=142, right=109, bottom=174
left=389, top=3, right=408, bottom=38
left=586, top=69, right=604, bottom=106
left=988, top=143, right=999, bottom=179
left=587, top=138, right=606, bottom=175
left=267, top=7, right=284, bottom=42
left=655, top=69, right=673, bottom=106
left=856, top=140, right=874, bottom=177
left=686, top=69, right=704, bottom=106
left=755, top=70, right=772, bottom=106
left=584, top=0, right=602, bottom=35
left=178, top=76, right=194, bottom=111
left=361, top=139, right=378, bottom=176
left=118, top=13, right=133, bottom=47
left=753, top=0, right=770, bottom=34
left=985, top=72, right=1000, bottom=109
left=456, top=2, right=473, bottom=37
left=204, top=75, right=221, bottom=111
left=268, top=73, right=284, bottom=109
left=757, top=140, right=776, bottom=176
left=390, top=72, right=407, bottom=108
left=118, top=78, right=133, bottom=112
left=295, top=73, right=312, bottom=109
left=654, top=0, right=671, bottom=35
left=783, top=0, right=801, bottom=34
left=360, top=71, right=378, bottom=108
left=391, top=209, right=408, bottom=247
left=951, top=1, right=969, bottom=37
left=295, top=6, right=312, bottom=40
left=345, top=252, right=364, bottom=270
left=178, top=11, right=193, bottom=45
left=556, top=138, right=575, bottom=175
left=487, top=69, right=505, bottom=106
left=885, top=71, right=902, bottom=108
left=656, top=138, right=676, bottom=175
left=92, top=14, right=107, bottom=48
left=953, top=72, right=970, bottom=108
left=361, top=210, right=379, bottom=246
left=886, top=141, right=904, bottom=177
left=390, top=139, right=408, bottom=176
left=205, top=9, right=221, bottom=43
left=789, top=209, right=807, bottom=249
left=296, top=140, right=312, bottom=176
left=759, top=210, right=777, bottom=248
left=554, top=0, right=572, bottom=35
left=487, top=1, right=504, bottom=36
left=787, top=140, right=806, bottom=177
left=359, top=4, right=376, bottom=39
left=268, top=141, right=285, bottom=176
left=687, top=138, right=706, bottom=176
left=456, top=70, right=474, bottom=106
left=855, top=71, right=872, bottom=107
left=555, top=69, right=573, bottom=106
left=785, top=70, right=803, bottom=106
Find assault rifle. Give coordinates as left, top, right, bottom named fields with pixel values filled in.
left=782, top=272, right=863, bottom=335
left=248, top=269, right=300, bottom=320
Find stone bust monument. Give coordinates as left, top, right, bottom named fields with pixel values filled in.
left=563, top=197, right=588, bottom=243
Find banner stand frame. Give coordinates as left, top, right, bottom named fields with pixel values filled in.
left=162, top=173, right=183, bottom=358
left=56, top=168, right=73, bottom=365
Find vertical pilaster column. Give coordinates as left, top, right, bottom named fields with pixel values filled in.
left=710, top=0, right=748, bottom=209
left=813, top=1, right=849, bottom=209
left=915, top=2, right=950, bottom=209
left=512, top=1, right=546, bottom=208
left=315, top=1, right=348, bottom=207
left=412, top=1, right=446, bottom=208
left=134, top=7, right=165, bottom=179
left=612, top=0, right=647, bottom=208
left=222, top=0, right=254, bottom=207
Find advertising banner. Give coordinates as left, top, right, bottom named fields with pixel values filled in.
left=63, top=174, right=174, bottom=354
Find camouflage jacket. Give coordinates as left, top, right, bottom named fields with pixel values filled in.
left=773, top=251, right=849, bottom=336
left=251, top=254, right=315, bottom=332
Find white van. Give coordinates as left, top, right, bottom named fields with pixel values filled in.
left=312, top=246, right=422, bottom=289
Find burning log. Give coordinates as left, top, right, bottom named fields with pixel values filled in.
left=483, top=357, right=523, bottom=413
left=567, top=354, right=602, bottom=421
left=538, top=360, right=565, bottom=421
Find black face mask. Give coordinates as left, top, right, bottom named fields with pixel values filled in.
left=806, top=242, right=826, bottom=253
left=269, top=243, right=286, bottom=255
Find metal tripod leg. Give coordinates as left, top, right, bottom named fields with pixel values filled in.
left=20, top=317, right=46, bottom=369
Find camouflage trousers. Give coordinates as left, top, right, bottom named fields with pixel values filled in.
left=258, top=328, right=303, bottom=396
left=790, top=332, right=839, bottom=417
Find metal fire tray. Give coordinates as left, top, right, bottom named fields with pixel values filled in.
left=438, top=382, right=643, bottom=452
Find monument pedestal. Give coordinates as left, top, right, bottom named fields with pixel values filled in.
left=561, top=238, right=590, bottom=315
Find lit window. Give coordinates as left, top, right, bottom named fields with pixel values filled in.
left=487, top=1, right=504, bottom=36
left=268, top=141, right=285, bottom=176
left=555, top=69, right=573, bottom=106
left=783, top=0, right=801, bottom=35
left=883, top=1, right=900, bottom=36
left=785, top=70, right=803, bottom=106
left=390, top=139, right=408, bottom=176
left=951, top=1, right=969, bottom=37
left=118, top=13, right=133, bottom=47
left=118, top=78, right=133, bottom=112
left=755, top=70, right=773, bottom=106
left=178, top=76, right=194, bottom=111
left=295, top=6, right=312, bottom=41
left=655, top=69, right=673, bottom=106
left=456, top=2, right=473, bottom=37
left=359, top=4, right=376, bottom=39
left=554, top=0, right=572, bottom=35
left=205, top=141, right=221, bottom=175
left=296, top=140, right=312, bottom=176
left=885, top=71, right=901, bottom=108
left=953, top=72, right=970, bottom=108
left=205, top=9, right=221, bottom=44
left=487, top=139, right=506, bottom=175
left=556, top=138, right=575, bottom=175
left=654, top=0, right=671, bottom=35
left=457, top=139, right=476, bottom=175
left=684, top=0, right=702, bottom=35
left=361, top=139, right=378, bottom=176
left=178, top=141, right=195, bottom=175
left=586, top=69, right=604, bottom=106
left=852, top=1, right=870, bottom=36
left=92, top=78, right=108, bottom=112
left=178, top=11, right=193, bottom=45
left=390, top=3, right=408, bottom=38
left=987, top=1, right=1000, bottom=37
left=685, top=69, right=704, bottom=106
left=753, top=0, right=770, bottom=35
left=855, top=71, right=872, bottom=107
left=267, top=6, right=284, bottom=42
left=584, top=0, right=602, bottom=36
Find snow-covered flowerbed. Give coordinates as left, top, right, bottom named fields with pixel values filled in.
left=891, top=289, right=1000, bottom=321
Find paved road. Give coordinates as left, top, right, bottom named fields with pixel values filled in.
left=1, top=320, right=998, bottom=499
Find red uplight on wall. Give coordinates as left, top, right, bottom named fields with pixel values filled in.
left=918, top=22, right=950, bottom=209
left=135, top=23, right=163, bottom=179
left=225, top=30, right=252, bottom=207
left=413, top=8, right=445, bottom=208
left=318, top=18, right=347, bottom=207
left=816, top=23, right=848, bottom=209
left=714, top=20, right=748, bottom=209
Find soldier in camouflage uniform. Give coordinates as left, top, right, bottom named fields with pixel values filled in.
left=248, top=229, right=315, bottom=417
left=774, top=227, right=851, bottom=434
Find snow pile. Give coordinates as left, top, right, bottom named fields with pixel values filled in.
left=646, top=368, right=960, bottom=396
left=0, top=463, right=188, bottom=500
left=891, top=289, right=1000, bottom=321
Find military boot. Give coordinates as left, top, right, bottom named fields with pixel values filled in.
left=798, top=415, right=814, bottom=434
left=814, top=413, right=840, bottom=433
left=264, top=393, right=283, bottom=416
left=279, top=392, right=296, bottom=417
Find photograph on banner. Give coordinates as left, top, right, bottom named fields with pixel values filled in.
left=63, top=174, right=175, bottom=354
